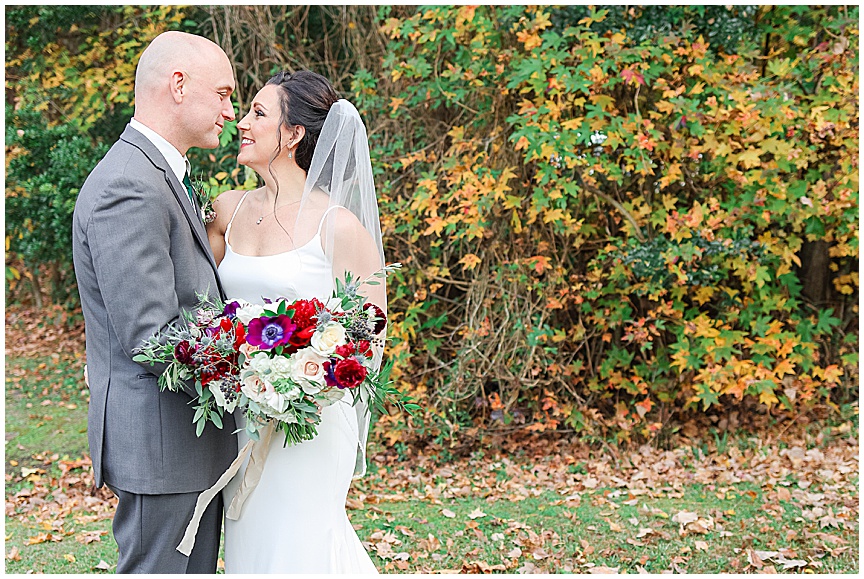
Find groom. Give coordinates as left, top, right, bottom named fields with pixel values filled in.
left=72, top=32, right=238, bottom=573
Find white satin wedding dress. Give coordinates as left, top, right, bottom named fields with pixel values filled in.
left=218, top=192, right=378, bottom=574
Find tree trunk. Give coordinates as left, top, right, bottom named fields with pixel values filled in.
left=50, top=262, right=64, bottom=304
left=29, top=269, right=44, bottom=310
left=798, top=240, right=831, bottom=305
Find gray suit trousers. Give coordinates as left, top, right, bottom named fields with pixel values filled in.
left=108, top=485, right=222, bottom=574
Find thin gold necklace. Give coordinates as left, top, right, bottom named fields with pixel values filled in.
left=256, top=199, right=301, bottom=225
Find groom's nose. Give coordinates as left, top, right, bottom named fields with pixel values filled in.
left=223, top=99, right=236, bottom=122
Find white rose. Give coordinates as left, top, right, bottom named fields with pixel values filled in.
left=240, top=375, right=265, bottom=403
left=208, top=380, right=238, bottom=413
left=282, top=385, right=303, bottom=402
left=269, top=356, right=293, bottom=380
left=248, top=352, right=272, bottom=376
left=262, top=387, right=289, bottom=413
left=311, top=322, right=347, bottom=357
left=236, top=302, right=266, bottom=325
left=289, top=349, right=328, bottom=387
left=238, top=342, right=259, bottom=360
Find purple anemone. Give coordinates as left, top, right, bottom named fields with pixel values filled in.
left=222, top=300, right=241, bottom=319
left=246, top=315, right=296, bottom=350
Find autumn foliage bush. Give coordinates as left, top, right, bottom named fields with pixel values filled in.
left=350, top=6, right=859, bottom=441
left=5, top=6, right=858, bottom=443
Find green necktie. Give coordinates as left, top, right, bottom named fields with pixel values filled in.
left=182, top=171, right=198, bottom=209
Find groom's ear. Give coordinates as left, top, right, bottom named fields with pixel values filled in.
left=170, top=71, right=187, bottom=104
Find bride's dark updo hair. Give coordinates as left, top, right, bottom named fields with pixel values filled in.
left=266, top=70, right=339, bottom=173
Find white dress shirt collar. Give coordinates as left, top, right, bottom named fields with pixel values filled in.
left=129, top=118, right=190, bottom=183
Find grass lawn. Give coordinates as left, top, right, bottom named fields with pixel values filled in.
left=5, top=353, right=859, bottom=573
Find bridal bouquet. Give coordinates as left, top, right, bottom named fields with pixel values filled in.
left=134, top=264, right=413, bottom=445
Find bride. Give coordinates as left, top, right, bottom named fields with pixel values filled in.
left=205, top=70, right=384, bottom=573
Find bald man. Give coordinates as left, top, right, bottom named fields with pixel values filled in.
left=72, top=32, right=238, bottom=573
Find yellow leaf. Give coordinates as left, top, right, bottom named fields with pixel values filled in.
left=514, top=136, right=530, bottom=151
left=693, top=286, right=714, bottom=305
left=737, top=148, right=762, bottom=168
left=655, top=100, right=676, bottom=114
left=759, top=389, right=779, bottom=407
left=458, top=254, right=482, bottom=271
left=610, top=32, right=627, bottom=44
left=423, top=216, right=446, bottom=237
left=543, top=208, right=566, bottom=223
left=516, top=30, right=542, bottom=50
left=527, top=255, right=551, bottom=274
left=64, top=554, right=76, bottom=563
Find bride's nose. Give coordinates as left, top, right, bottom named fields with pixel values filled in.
left=237, top=112, right=252, bottom=131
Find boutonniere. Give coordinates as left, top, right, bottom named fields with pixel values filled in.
left=191, top=176, right=217, bottom=225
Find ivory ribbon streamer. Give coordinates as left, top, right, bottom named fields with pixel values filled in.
left=225, top=421, right=275, bottom=520
left=175, top=438, right=254, bottom=556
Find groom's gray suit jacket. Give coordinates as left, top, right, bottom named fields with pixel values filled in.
left=72, top=126, right=237, bottom=495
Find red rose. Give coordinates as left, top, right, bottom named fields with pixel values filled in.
left=333, top=358, right=368, bottom=389
left=287, top=298, right=324, bottom=331
left=357, top=340, right=373, bottom=358
left=334, top=342, right=356, bottom=359
left=287, top=325, right=316, bottom=351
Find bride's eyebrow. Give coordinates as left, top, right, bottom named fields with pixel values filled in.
left=252, top=101, right=268, bottom=111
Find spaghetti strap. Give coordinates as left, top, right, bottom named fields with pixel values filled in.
left=315, top=205, right=345, bottom=237
left=225, top=190, right=252, bottom=247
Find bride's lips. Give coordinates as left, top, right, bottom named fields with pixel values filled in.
left=240, top=137, right=254, bottom=148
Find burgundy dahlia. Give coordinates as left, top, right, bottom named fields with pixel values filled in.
left=363, top=303, right=387, bottom=335
left=174, top=340, right=196, bottom=365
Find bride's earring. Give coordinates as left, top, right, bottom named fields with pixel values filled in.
left=287, top=152, right=293, bottom=159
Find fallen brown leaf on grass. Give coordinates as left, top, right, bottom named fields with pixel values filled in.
left=671, top=511, right=698, bottom=525
left=462, top=560, right=507, bottom=573
left=818, top=507, right=843, bottom=529
left=76, top=529, right=108, bottom=544
left=588, top=564, right=619, bottom=573
left=6, top=546, right=22, bottom=561
left=26, top=532, right=63, bottom=545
